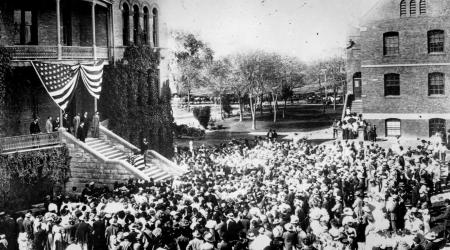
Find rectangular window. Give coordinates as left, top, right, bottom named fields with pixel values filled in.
left=383, top=33, right=399, bottom=56
left=429, top=73, right=445, bottom=95
left=13, top=9, right=36, bottom=45
left=385, top=74, right=400, bottom=96
left=386, top=120, right=401, bottom=137
left=428, top=30, right=444, bottom=53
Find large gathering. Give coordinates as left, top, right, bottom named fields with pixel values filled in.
left=1, top=135, right=450, bottom=250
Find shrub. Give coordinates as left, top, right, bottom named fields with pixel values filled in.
left=221, top=95, right=233, bottom=117
left=192, top=106, right=211, bottom=129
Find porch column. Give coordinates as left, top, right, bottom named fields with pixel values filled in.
left=91, top=0, right=97, bottom=60
left=149, top=13, right=154, bottom=47
left=129, top=13, right=133, bottom=45
left=56, top=0, right=62, bottom=59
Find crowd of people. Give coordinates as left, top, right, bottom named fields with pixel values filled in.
left=1, top=136, right=450, bottom=250
left=29, top=111, right=100, bottom=142
left=333, top=113, right=376, bottom=142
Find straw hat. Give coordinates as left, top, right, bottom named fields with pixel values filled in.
left=284, top=223, right=295, bottom=232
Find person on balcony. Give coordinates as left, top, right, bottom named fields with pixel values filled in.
left=77, top=122, right=86, bottom=143
left=45, top=116, right=53, bottom=133
left=81, top=112, right=90, bottom=138
left=92, top=111, right=100, bottom=138
left=29, top=117, right=41, bottom=134
left=63, top=113, right=71, bottom=133
left=73, top=113, right=81, bottom=137
left=52, top=116, right=60, bottom=132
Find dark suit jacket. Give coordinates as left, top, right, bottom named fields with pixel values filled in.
left=224, top=219, right=243, bottom=241
left=75, top=221, right=91, bottom=244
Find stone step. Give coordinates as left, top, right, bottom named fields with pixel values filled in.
left=86, top=140, right=107, bottom=147
left=90, top=143, right=111, bottom=152
left=104, top=151, right=125, bottom=159
left=97, top=147, right=117, bottom=155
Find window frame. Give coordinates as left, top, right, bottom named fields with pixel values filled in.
left=419, top=0, right=426, bottom=14
left=152, top=8, right=159, bottom=47
left=428, top=72, right=445, bottom=95
left=428, top=30, right=445, bottom=53
left=383, top=32, right=400, bottom=56
left=122, top=3, right=130, bottom=46
left=410, top=0, right=416, bottom=15
left=384, top=73, right=400, bottom=96
left=386, top=119, right=401, bottom=137
left=400, top=0, right=407, bottom=17
left=429, top=118, right=446, bottom=138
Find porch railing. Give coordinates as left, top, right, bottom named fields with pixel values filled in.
left=4, top=45, right=111, bottom=61
left=0, top=132, right=61, bottom=154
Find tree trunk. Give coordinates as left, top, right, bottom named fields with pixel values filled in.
left=259, top=94, right=263, bottom=117
left=333, top=86, right=337, bottom=110
left=273, top=93, right=277, bottom=123
left=249, top=94, right=256, bottom=130
left=238, top=97, right=243, bottom=122
left=187, top=90, right=191, bottom=112
left=283, top=99, right=287, bottom=119
left=219, top=96, right=224, bottom=120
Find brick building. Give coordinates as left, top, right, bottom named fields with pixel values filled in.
left=0, top=0, right=167, bottom=136
left=347, top=0, right=450, bottom=140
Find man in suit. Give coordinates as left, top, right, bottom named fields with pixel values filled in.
left=73, top=113, right=81, bottom=137
left=45, top=116, right=53, bottom=133
left=82, top=112, right=90, bottom=138
left=77, top=122, right=86, bottom=142
left=63, top=113, right=70, bottom=132
left=29, top=117, right=41, bottom=134
left=91, top=215, right=106, bottom=250
left=224, top=211, right=242, bottom=242
left=75, top=215, right=91, bottom=250
left=52, top=116, right=60, bottom=132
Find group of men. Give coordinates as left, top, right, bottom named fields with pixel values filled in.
left=29, top=111, right=100, bottom=142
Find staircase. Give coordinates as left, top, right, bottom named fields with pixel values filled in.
left=85, top=134, right=183, bottom=182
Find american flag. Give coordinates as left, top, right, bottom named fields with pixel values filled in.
left=32, top=61, right=80, bottom=110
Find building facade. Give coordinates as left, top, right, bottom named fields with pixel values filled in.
left=0, top=0, right=167, bottom=136
left=347, top=0, right=450, bottom=139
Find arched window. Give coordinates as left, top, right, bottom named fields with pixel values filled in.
left=386, top=119, right=401, bottom=137
left=428, top=30, right=444, bottom=53
left=133, top=5, right=140, bottom=44
left=420, top=0, right=426, bottom=14
left=143, top=7, right=149, bottom=45
left=383, top=32, right=399, bottom=56
left=428, top=72, right=445, bottom=95
left=384, top=73, right=400, bottom=96
left=122, top=3, right=130, bottom=46
left=410, top=0, right=416, bottom=15
left=400, top=0, right=407, bottom=17
left=152, top=8, right=159, bottom=47
left=429, top=118, right=446, bottom=138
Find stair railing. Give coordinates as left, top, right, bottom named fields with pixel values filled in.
left=99, top=125, right=140, bottom=153
left=146, top=150, right=187, bottom=175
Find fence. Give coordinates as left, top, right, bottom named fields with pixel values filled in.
left=0, top=132, right=61, bottom=154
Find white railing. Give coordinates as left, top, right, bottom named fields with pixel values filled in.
left=0, top=132, right=61, bottom=154
left=4, top=45, right=111, bottom=60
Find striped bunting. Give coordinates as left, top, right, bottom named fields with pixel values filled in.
left=32, top=60, right=105, bottom=110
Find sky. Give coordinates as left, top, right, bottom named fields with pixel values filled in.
left=161, top=0, right=380, bottom=62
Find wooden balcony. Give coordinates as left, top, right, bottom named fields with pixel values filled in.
left=4, top=45, right=110, bottom=61
left=0, top=132, right=61, bottom=154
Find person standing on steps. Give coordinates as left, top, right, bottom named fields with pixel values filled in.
left=92, top=111, right=100, bottom=138
left=141, top=138, right=149, bottom=165
left=77, top=122, right=86, bottom=142
left=82, top=112, right=90, bottom=139
left=63, top=113, right=70, bottom=132
left=73, top=113, right=80, bottom=137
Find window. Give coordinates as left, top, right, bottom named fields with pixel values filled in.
left=143, top=7, right=149, bottom=45
left=428, top=30, right=444, bottom=53
left=420, top=0, right=426, bottom=14
left=428, top=72, right=445, bottom=95
left=384, top=73, right=400, bottom=96
left=410, top=0, right=416, bottom=15
left=429, top=118, right=446, bottom=138
left=400, top=0, right=406, bottom=16
left=383, top=32, right=399, bottom=56
left=133, top=5, right=140, bottom=44
left=13, top=9, right=37, bottom=45
left=353, top=72, right=362, bottom=100
left=386, top=119, right=401, bottom=137
left=122, top=3, right=130, bottom=46
left=152, top=8, right=159, bottom=47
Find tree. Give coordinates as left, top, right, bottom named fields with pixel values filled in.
left=280, top=56, right=306, bottom=118
left=170, top=32, right=214, bottom=111
left=192, top=106, right=211, bottom=129
left=205, top=58, right=232, bottom=119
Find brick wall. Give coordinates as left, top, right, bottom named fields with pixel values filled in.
left=38, top=1, right=58, bottom=45
left=63, top=138, right=137, bottom=192
left=95, top=6, right=108, bottom=47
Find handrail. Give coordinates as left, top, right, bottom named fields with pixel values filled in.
left=61, top=131, right=149, bottom=181
left=147, top=150, right=187, bottom=174
left=99, top=125, right=140, bottom=153
left=341, top=93, right=350, bottom=121
left=0, top=132, right=61, bottom=154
